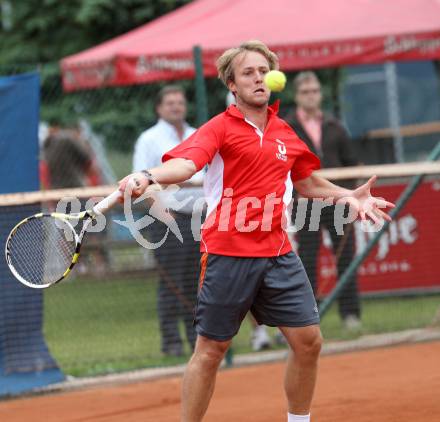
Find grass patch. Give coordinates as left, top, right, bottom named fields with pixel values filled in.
left=320, top=295, right=440, bottom=341
left=43, top=276, right=440, bottom=377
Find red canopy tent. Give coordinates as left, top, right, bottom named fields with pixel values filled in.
left=61, top=0, right=440, bottom=91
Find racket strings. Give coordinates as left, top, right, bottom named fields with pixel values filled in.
left=8, top=216, right=77, bottom=286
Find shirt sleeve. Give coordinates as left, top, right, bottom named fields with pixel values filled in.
left=162, top=117, right=224, bottom=171
left=291, top=143, right=321, bottom=182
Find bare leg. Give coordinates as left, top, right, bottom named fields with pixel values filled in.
left=279, top=325, right=322, bottom=415
left=181, top=335, right=231, bottom=422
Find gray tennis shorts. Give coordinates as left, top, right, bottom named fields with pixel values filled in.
left=194, top=251, right=320, bottom=341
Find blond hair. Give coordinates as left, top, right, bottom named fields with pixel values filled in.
left=216, top=40, right=279, bottom=86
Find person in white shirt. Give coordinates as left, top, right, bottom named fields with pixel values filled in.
left=133, top=85, right=205, bottom=357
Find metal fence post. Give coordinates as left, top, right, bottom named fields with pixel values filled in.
left=193, top=45, right=208, bottom=127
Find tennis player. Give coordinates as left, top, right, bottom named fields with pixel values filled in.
left=119, top=40, right=394, bottom=422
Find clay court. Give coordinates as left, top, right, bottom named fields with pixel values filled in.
left=1, top=341, right=439, bottom=421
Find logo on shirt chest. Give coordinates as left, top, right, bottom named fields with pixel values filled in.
left=275, top=139, right=287, bottom=162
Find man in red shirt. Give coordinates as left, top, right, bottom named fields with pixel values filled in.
left=119, top=41, right=394, bottom=422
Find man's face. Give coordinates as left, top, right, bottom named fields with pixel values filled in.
left=156, top=91, right=187, bottom=125
left=228, top=51, right=271, bottom=108
left=295, top=79, right=322, bottom=112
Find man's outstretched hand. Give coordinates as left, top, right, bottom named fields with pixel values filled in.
left=343, top=176, right=395, bottom=224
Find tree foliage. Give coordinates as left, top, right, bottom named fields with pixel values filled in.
left=0, top=0, right=192, bottom=64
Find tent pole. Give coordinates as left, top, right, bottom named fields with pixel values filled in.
left=193, top=46, right=209, bottom=126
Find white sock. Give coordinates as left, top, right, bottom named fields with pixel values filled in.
left=254, top=325, right=267, bottom=334
left=288, top=413, right=310, bottom=422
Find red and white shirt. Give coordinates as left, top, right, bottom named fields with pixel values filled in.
left=163, top=102, right=320, bottom=257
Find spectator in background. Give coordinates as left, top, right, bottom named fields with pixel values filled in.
left=40, top=127, right=107, bottom=275
left=40, top=128, right=102, bottom=189
left=133, top=85, right=204, bottom=357
left=286, top=71, right=362, bottom=330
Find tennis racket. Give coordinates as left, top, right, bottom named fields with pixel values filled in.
left=5, top=188, right=124, bottom=289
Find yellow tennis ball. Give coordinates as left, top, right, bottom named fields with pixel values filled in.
left=264, top=70, right=286, bottom=92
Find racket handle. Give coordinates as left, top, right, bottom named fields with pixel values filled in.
left=92, top=190, right=122, bottom=215
left=92, top=176, right=142, bottom=215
